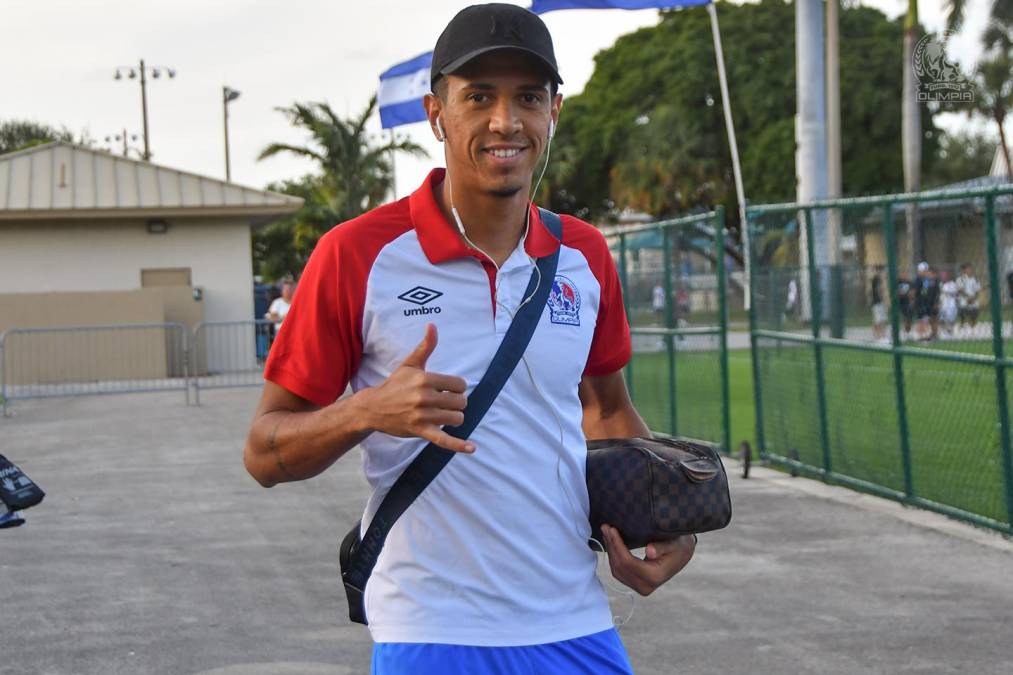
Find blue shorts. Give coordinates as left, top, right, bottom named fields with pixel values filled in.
left=371, top=628, right=633, bottom=674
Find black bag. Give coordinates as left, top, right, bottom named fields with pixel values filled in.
left=586, top=437, right=731, bottom=551
left=0, top=454, right=45, bottom=512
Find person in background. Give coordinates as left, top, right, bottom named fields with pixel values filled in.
left=870, top=267, right=887, bottom=342
left=266, top=278, right=295, bottom=330
left=939, top=269, right=958, bottom=338
left=652, top=283, right=666, bottom=325
left=914, top=262, right=939, bottom=341
left=676, top=285, right=691, bottom=327
left=897, top=275, right=915, bottom=339
left=957, top=263, right=981, bottom=338
left=784, top=277, right=799, bottom=324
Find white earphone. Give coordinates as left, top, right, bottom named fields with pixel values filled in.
left=548, top=118, right=555, bottom=140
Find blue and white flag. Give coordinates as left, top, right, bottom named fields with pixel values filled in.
left=531, top=0, right=710, bottom=13
left=378, top=51, right=432, bottom=129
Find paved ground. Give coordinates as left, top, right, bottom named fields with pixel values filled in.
left=2, top=389, right=1012, bottom=675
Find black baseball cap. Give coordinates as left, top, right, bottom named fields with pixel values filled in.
left=431, top=4, right=563, bottom=91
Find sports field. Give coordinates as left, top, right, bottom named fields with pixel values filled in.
left=629, top=339, right=1011, bottom=527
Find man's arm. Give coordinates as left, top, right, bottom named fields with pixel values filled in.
left=244, top=323, right=473, bottom=487
left=579, top=370, right=696, bottom=596
left=578, top=370, right=650, bottom=439
left=243, top=382, right=371, bottom=487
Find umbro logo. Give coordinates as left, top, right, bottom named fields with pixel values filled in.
left=398, top=286, right=442, bottom=305
left=399, top=286, right=443, bottom=316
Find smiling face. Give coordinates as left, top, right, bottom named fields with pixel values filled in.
left=426, top=50, right=561, bottom=199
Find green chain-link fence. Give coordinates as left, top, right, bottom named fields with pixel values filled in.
left=747, top=184, right=1013, bottom=534
left=605, top=208, right=731, bottom=453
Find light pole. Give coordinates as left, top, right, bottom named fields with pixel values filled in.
left=223, top=86, right=241, bottom=181
left=114, top=59, right=176, bottom=161
left=103, top=129, right=142, bottom=158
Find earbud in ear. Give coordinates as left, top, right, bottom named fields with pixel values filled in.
left=435, top=118, right=446, bottom=142
left=548, top=119, right=555, bottom=140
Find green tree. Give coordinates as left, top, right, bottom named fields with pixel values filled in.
left=541, top=0, right=941, bottom=233
left=255, top=96, right=427, bottom=280
left=969, top=27, right=1013, bottom=178
left=923, top=129, right=999, bottom=187
left=0, top=119, right=74, bottom=155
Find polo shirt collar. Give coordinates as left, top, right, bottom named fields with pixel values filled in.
left=409, top=168, right=560, bottom=265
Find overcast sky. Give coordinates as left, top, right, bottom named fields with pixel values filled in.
left=4, top=0, right=994, bottom=198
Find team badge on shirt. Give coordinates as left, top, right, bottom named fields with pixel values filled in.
left=547, top=275, right=581, bottom=326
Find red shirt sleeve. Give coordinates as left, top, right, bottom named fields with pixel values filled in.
left=561, top=215, right=632, bottom=377
left=263, top=228, right=361, bottom=407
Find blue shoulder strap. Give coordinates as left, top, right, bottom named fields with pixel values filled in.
left=341, top=209, right=563, bottom=624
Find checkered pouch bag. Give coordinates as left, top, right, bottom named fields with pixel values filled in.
left=586, top=437, right=731, bottom=550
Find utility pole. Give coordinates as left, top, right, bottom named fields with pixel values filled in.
left=103, top=129, right=141, bottom=158
left=825, top=0, right=842, bottom=262
left=114, top=60, right=177, bottom=162
left=223, top=86, right=241, bottom=181
left=796, top=0, right=829, bottom=321
left=902, top=0, right=922, bottom=271
left=140, top=59, right=150, bottom=161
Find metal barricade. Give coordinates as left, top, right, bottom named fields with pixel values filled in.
left=0, top=322, right=189, bottom=416
left=192, top=320, right=275, bottom=405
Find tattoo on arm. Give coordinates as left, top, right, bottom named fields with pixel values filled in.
left=268, top=412, right=299, bottom=481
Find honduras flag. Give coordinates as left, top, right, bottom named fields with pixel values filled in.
left=531, top=0, right=710, bottom=12
left=378, top=51, right=432, bottom=129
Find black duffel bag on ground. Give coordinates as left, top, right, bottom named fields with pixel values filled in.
left=0, top=453, right=45, bottom=512
left=586, top=436, right=732, bottom=551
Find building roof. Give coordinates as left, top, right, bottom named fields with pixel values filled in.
left=0, top=141, right=303, bottom=222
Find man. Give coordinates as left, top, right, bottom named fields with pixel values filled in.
left=264, top=278, right=294, bottom=330
left=897, top=275, right=915, bottom=338
left=956, top=263, right=981, bottom=337
left=914, top=261, right=939, bottom=341
left=939, top=269, right=958, bottom=337
left=870, top=267, right=887, bottom=342
left=243, top=5, right=695, bottom=673
left=784, top=276, right=799, bottom=324
left=652, top=283, right=666, bottom=324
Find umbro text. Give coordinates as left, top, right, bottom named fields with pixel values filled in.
left=404, top=306, right=442, bottom=317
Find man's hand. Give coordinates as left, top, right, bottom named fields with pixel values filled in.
left=601, top=524, right=696, bottom=596
left=357, top=323, right=475, bottom=454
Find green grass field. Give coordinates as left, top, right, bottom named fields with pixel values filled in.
left=628, top=341, right=1012, bottom=527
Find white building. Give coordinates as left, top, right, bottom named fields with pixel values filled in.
left=0, top=142, right=301, bottom=379
left=0, top=141, right=300, bottom=322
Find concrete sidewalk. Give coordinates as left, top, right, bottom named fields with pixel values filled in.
left=2, top=389, right=1012, bottom=675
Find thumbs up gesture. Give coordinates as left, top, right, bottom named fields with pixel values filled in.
left=360, top=324, right=475, bottom=453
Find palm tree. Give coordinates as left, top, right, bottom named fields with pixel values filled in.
left=971, top=43, right=1013, bottom=178
left=254, top=97, right=427, bottom=278
left=946, top=0, right=1013, bottom=47
left=259, top=96, right=427, bottom=224
left=945, top=1, right=1013, bottom=179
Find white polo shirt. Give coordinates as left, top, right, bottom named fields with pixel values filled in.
left=264, top=168, right=632, bottom=646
